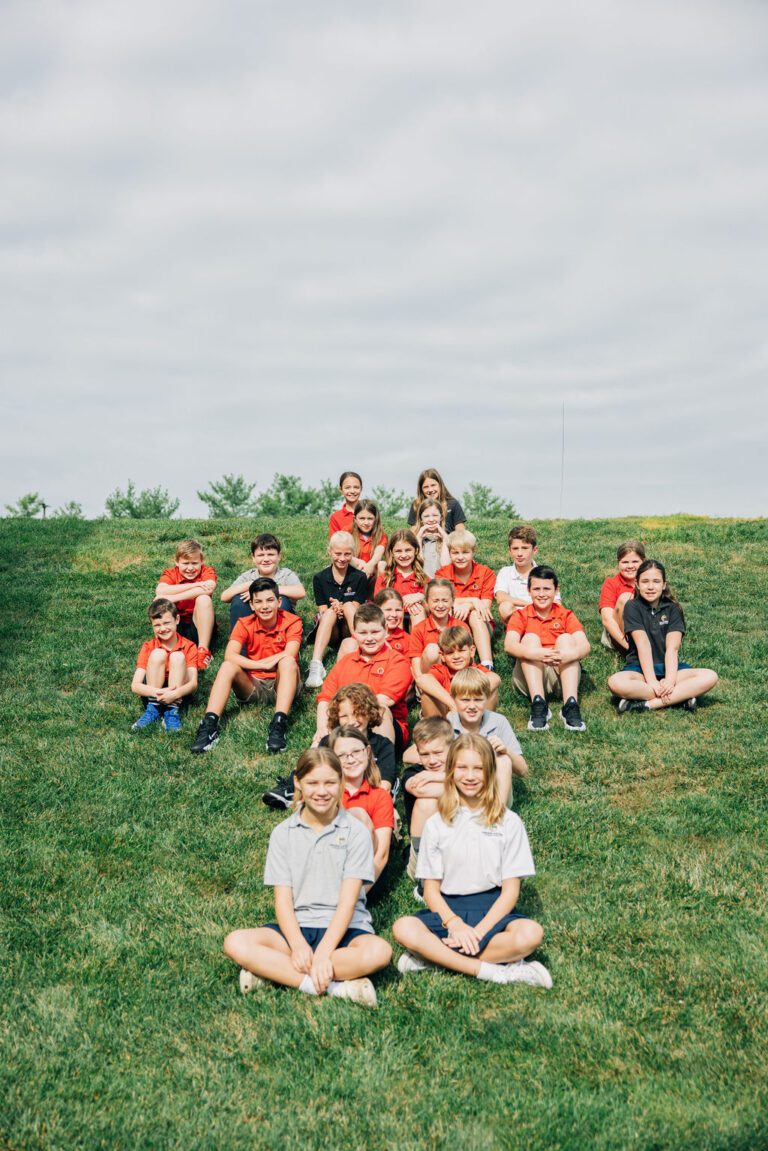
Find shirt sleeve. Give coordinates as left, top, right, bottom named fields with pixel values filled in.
left=447, top=499, right=466, bottom=530
left=494, top=567, right=513, bottom=595
left=278, top=567, right=301, bottom=587
left=159, top=567, right=177, bottom=585
left=317, top=660, right=342, bottom=703
left=313, top=570, right=330, bottom=607
left=494, top=715, right=522, bottom=756
left=136, top=641, right=151, bottom=669
left=370, top=788, right=395, bottom=830
left=598, top=576, right=618, bottom=611
left=230, top=618, right=248, bottom=647
left=621, top=599, right=645, bottom=636
left=341, top=818, right=376, bottom=884
left=182, top=639, right=199, bottom=667
left=407, top=504, right=417, bottom=526
left=479, top=566, right=496, bottom=599
left=285, top=616, right=303, bottom=645
left=381, top=653, right=413, bottom=703
left=402, top=763, right=425, bottom=793
left=351, top=570, right=369, bottom=604
left=666, top=603, right=686, bottom=636
left=564, top=609, right=585, bottom=636
left=263, top=824, right=292, bottom=887
left=372, top=735, right=397, bottom=787
left=415, top=815, right=446, bottom=881
left=500, top=813, right=536, bottom=879
left=506, top=608, right=528, bottom=636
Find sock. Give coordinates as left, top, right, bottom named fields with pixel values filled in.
left=147, top=697, right=159, bottom=707
left=481, top=661, right=495, bottom=671
left=477, top=962, right=507, bottom=984
left=412, top=836, right=421, bottom=855
left=298, top=975, right=318, bottom=995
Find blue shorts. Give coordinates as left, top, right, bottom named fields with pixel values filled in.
left=415, top=888, right=525, bottom=953
left=264, top=924, right=371, bottom=949
left=623, top=660, right=691, bottom=675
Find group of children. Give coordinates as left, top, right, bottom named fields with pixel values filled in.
left=129, top=468, right=718, bottom=1007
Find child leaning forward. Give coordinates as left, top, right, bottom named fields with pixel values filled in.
left=393, top=734, right=551, bottom=988
left=224, top=747, right=391, bottom=1008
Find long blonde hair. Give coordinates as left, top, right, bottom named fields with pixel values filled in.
left=381, top=529, right=428, bottom=589
left=437, top=734, right=504, bottom=827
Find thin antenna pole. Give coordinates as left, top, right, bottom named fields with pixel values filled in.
left=558, top=402, right=565, bottom=518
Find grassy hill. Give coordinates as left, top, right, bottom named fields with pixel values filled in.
left=1, top=515, right=766, bottom=1151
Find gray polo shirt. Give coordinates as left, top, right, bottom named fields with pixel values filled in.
left=263, top=807, right=374, bottom=933
left=234, top=565, right=301, bottom=589
left=446, top=709, right=522, bottom=756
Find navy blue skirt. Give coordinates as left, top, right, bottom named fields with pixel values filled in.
left=416, top=888, right=524, bottom=953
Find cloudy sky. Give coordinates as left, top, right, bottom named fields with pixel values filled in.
left=1, top=0, right=766, bottom=519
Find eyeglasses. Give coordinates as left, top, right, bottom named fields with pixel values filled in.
left=336, top=748, right=368, bottom=763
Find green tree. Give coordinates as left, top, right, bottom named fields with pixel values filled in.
left=252, top=473, right=328, bottom=518
left=314, top=478, right=340, bottom=518
left=53, top=501, right=85, bottom=519
left=197, top=474, right=257, bottom=518
left=462, top=482, right=519, bottom=520
left=5, top=492, right=45, bottom=518
left=371, top=485, right=408, bottom=517
left=105, top=481, right=180, bottom=519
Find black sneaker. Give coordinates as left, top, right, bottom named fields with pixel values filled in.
left=560, top=697, right=586, bottom=732
left=191, top=714, right=220, bottom=753
left=527, top=695, right=551, bottom=732
left=266, top=713, right=288, bottom=754
left=681, top=696, right=697, bottom=712
left=262, top=775, right=295, bottom=809
left=618, top=698, right=650, bottom=714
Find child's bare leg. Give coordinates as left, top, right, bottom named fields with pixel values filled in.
left=393, top=917, right=485, bottom=975
left=338, top=637, right=359, bottom=658
left=607, top=671, right=655, bottom=701
left=518, top=634, right=547, bottom=698
left=478, top=918, right=544, bottom=964
left=347, top=807, right=376, bottom=843
left=311, top=611, right=339, bottom=662
left=486, top=671, right=500, bottom=711
left=468, top=611, right=493, bottom=664
left=341, top=602, right=358, bottom=634
left=646, top=667, right=719, bottom=710
left=410, top=797, right=439, bottom=839
left=330, top=934, right=392, bottom=980
left=273, top=657, right=300, bottom=714
left=495, top=754, right=513, bottom=806
left=224, top=927, right=305, bottom=988
left=555, top=635, right=581, bottom=700
left=167, top=650, right=189, bottom=691
left=419, top=693, right=446, bottom=719
left=206, top=661, right=251, bottom=714
left=145, top=649, right=168, bottom=691
left=372, top=705, right=396, bottom=744
left=193, top=595, right=215, bottom=650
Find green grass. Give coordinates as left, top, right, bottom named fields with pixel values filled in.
left=1, top=514, right=766, bottom=1151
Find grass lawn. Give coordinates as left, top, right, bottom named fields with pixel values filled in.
left=1, top=514, right=766, bottom=1151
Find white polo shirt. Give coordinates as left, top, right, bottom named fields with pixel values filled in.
left=495, top=565, right=561, bottom=604
left=416, top=806, right=535, bottom=895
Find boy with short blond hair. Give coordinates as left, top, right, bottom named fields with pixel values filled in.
left=504, top=565, right=590, bottom=733
left=155, top=539, right=217, bottom=671
left=435, top=530, right=496, bottom=669
left=447, top=668, right=528, bottom=806
left=401, top=717, right=454, bottom=886
left=131, top=599, right=199, bottom=732
left=416, top=625, right=500, bottom=718
left=305, top=531, right=369, bottom=689
left=191, top=578, right=302, bottom=754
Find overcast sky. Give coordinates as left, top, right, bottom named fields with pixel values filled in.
left=1, top=0, right=766, bottom=519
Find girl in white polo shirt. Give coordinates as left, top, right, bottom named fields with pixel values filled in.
left=393, top=734, right=552, bottom=988
left=224, top=747, right=392, bottom=1007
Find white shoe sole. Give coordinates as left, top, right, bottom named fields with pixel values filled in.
left=332, top=977, right=378, bottom=1006
left=239, top=968, right=266, bottom=995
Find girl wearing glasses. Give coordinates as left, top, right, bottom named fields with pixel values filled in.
left=327, top=725, right=394, bottom=888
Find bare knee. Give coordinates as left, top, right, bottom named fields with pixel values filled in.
left=514, top=919, right=544, bottom=954
left=363, top=936, right=393, bottom=971
left=223, top=929, right=246, bottom=960
left=392, top=915, right=420, bottom=947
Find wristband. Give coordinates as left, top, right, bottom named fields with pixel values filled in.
left=441, top=913, right=460, bottom=929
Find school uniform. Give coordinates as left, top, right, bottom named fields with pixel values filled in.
left=622, top=597, right=688, bottom=674
left=415, top=807, right=535, bottom=951
left=263, top=807, right=374, bottom=947
left=313, top=565, right=369, bottom=609
left=228, top=565, right=303, bottom=624
left=408, top=498, right=466, bottom=534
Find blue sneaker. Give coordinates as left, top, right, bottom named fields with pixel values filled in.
left=132, top=701, right=162, bottom=731
left=163, top=705, right=182, bottom=733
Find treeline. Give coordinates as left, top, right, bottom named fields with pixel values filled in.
left=4, top=475, right=519, bottom=521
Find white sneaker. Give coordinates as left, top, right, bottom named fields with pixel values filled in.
left=239, top=968, right=266, bottom=995
left=328, top=977, right=378, bottom=1007
left=397, top=950, right=436, bottom=974
left=501, top=960, right=553, bottom=989
left=412, top=884, right=426, bottom=905
left=305, top=659, right=326, bottom=689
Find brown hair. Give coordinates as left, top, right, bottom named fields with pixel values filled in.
left=412, top=716, right=454, bottom=748
left=616, top=539, right=646, bottom=562
left=148, top=597, right=178, bottom=621
left=381, top=530, right=428, bottom=590
left=327, top=725, right=381, bottom=788
left=353, top=603, right=386, bottom=629
left=250, top=533, right=281, bottom=555
left=327, top=684, right=383, bottom=731
left=293, top=747, right=343, bottom=811
left=339, top=471, right=363, bottom=488
left=351, top=499, right=384, bottom=556
left=175, top=539, right=203, bottom=561
left=438, top=734, right=504, bottom=827
left=411, top=468, right=454, bottom=523
left=438, top=625, right=474, bottom=653
left=508, top=524, right=537, bottom=547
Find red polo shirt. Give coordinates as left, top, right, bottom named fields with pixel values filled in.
left=342, top=780, right=395, bottom=829
left=506, top=602, right=584, bottom=648
left=318, top=645, right=413, bottom=741
left=229, top=610, right=303, bottom=679
left=435, top=562, right=495, bottom=601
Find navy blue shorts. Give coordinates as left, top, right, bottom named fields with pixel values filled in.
left=264, top=924, right=371, bottom=950
left=623, top=660, right=691, bottom=675
left=415, top=888, right=525, bottom=953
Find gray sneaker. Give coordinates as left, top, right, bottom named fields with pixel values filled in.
left=305, top=659, right=326, bottom=689
left=397, top=951, right=436, bottom=974
left=501, top=960, right=553, bottom=989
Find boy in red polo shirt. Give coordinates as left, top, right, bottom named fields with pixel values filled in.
left=328, top=471, right=363, bottom=535
left=435, top=530, right=496, bottom=670
left=131, top=598, right=199, bottom=733
left=314, top=603, right=413, bottom=753
left=191, top=578, right=301, bottom=754
left=155, top=539, right=217, bottom=671
left=504, top=565, right=590, bottom=733
left=417, top=625, right=500, bottom=717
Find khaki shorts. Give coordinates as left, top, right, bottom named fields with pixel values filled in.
left=512, top=657, right=581, bottom=699
left=600, top=626, right=625, bottom=653
left=245, top=674, right=302, bottom=705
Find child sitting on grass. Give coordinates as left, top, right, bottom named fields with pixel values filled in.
left=306, top=532, right=369, bottom=689
left=392, top=734, right=551, bottom=988
left=327, top=726, right=395, bottom=888
left=349, top=499, right=388, bottom=587
left=435, top=530, right=496, bottom=669
left=224, top=747, right=391, bottom=1008
left=191, top=578, right=301, bottom=755
left=373, top=530, right=429, bottom=626
left=504, top=565, right=590, bottom=733
left=131, top=599, right=199, bottom=732
left=447, top=668, right=528, bottom=806
left=408, top=579, right=460, bottom=678
left=328, top=471, right=363, bottom=535
left=401, top=717, right=454, bottom=885
left=220, top=534, right=305, bottom=628
left=607, top=559, right=718, bottom=712
left=155, top=539, right=217, bottom=670
left=494, top=524, right=560, bottom=623
left=598, top=540, right=646, bottom=652
left=417, top=625, right=500, bottom=718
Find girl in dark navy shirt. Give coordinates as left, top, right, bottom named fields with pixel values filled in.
left=608, top=560, right=718, bottom=713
